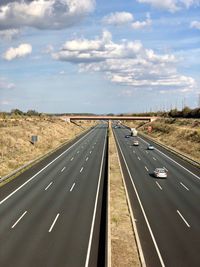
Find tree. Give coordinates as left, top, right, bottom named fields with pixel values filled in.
left=26, top=110, right=39, bottom=116
left=11, top=109, right=24, bottom=116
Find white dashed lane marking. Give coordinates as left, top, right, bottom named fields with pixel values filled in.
left=177, top=210, right=190, bottom=228
left=156, top=182, right=162, bottom=190
left=70, top=183, right=76, bottom=192
left=61, top=167, right=66, bottom=172
left=11, top=211, right=27, bottom=229
left=180, top=182, right=189, bottom=191
left=49, top=214, right=60, bottom=233
left=45, top=182, right=53, bottom=191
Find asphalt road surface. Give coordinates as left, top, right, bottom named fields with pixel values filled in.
left=113, top=125, right=200, bottom=267
left=0, top=124, right=108, bottom=267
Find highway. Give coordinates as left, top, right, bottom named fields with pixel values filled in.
left=0, top=124, right=108, bottom=267
left=113, top=125, right=200, bottom=267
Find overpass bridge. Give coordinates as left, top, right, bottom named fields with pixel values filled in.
left=61, top=115, right=158, bottom=123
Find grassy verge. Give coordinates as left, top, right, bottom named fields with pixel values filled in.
left=109, top=125, right=140, bottom=266
left=0, top=116, right=97, bottom=179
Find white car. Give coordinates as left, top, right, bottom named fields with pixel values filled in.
left=133, top=140, right=139, bottom=146
left=154, top=168, right=167, bottom=178
left=147, top=144, right=154, bottom=150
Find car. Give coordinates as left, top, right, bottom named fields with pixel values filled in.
left=147, top=144, right=154, bottom=150
left=153, top=168, right=167, bottom=178
left=133, top=140, right=139, bottom=146
left=125, top=135, right=131, bottom=138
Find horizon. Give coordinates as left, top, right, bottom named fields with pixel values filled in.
left=0, top=0, right=200, bottom=113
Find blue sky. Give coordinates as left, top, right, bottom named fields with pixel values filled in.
left=0, top=0, right=200, bottom=113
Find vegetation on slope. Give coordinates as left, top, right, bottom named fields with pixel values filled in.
left=0, top=115, right=97, bottom=178
left=125, top=118, right=200, bottom=163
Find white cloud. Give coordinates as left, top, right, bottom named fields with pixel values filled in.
left=102, top=12, right=134, bottom=25
left=190, top=20, right=200, bottom=30
left=0, top=0, right=95, bottom=30
left=131, top=14, right=152, bottom=29
left=137, top=0, right=200, bottom=12
left=53, top=31, right=195, bottom=92
left=102, top=11, right=152, bottom=30
left=0, top=77, right=15, bottom=89
left=3, top=43, right=32, bottom=61
left=0, top=100, right=11, bottom=105
left=0, top=28, right=20, bottom=40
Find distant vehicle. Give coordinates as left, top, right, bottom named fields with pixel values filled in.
left=125, top=135, right=131, bottom=138
left=114, top=125, right=120, bottom=129
left=133, top=140, right=139, bottom=146
left=130, top=128, right=138, bottom=137
left=153, top=168, right=167, bottom=178
left=147, top=144, right=154, bottom=150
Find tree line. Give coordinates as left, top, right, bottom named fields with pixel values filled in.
left=0, top=107, right=199, bottom=118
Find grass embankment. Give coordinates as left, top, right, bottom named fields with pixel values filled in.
left=109, top=125, right=140, bottom=266
left=125, top=118, right=200, bottom=163
left=0, top=116, right=97, bottom=178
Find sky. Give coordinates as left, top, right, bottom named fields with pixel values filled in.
left=0, top=0, right=200, bottom=114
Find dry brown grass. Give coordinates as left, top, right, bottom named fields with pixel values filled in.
left=0, top=116, right=97, bottom=178
left=125, top=118, right=200, bottom=163
left=109, top=125, right=141, bottom=267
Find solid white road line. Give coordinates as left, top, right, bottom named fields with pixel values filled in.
left=70, top=157, right=74, bottom=161
left=138, top=157, right=141, bottom=161
left=86, top=157, right=89, bottom=161
left=85, top=132, right=107, bottom=267
left=80, top=167, right=84, bottom=173
left=114, top=133, right=165, bottom=267
left=0, top=127, right=96, bottom=206
left=45, top=182, right=53, bottom=191
left=49, top=213, right=60, bottom=232
left=138, top=136, right=200, bottom=181
left=11, top=211, right=27, bottom=229
left=145, top=166, right=149, bottom=172
left=61, top=167, right=66, bottom=172
left=180, top=182, right=189, bottom=191
left=156, top=182, right=163, bottom=190
left=153, top=157, right=157, bottom=161
left=177, top=210, right=190, bottom=228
